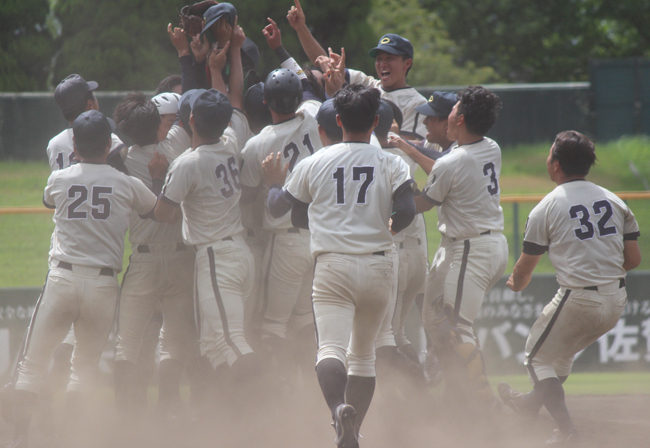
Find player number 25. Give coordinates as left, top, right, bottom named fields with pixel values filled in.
left=215, top=156, right=241, bottom=199
left=569, top=200, right=617, bottom=241
left=332, top=166, right=375, bottom=205
left=67, top=185, right=113, bottom=220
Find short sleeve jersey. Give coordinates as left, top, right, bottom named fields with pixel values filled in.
left=161, top=132, right=244, bottom=246
left=229, top=109, right=254, bottom=153
left=347, top=69, right=427, bottom=139
left=43, top=163, right=156, bottom=270
left=423, top=137, right=504, bottom=239
left=47, top=129, right=124, bottom=171
left=240, top=112, right=322, bottom=231
left=523, top=180, right=640, bottom=288
left=284, top=142, right=412, bottom=257
left=125, top=125, right=191, bottom=245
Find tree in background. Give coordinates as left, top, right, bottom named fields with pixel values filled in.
left=423, top=0, right=650, bottom=83
left=0, top=0, right=55, bottom=91
left=368, top=0, right=497, bottom=86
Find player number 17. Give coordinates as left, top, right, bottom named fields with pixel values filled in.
left=332, top=166, right=375, bottom=205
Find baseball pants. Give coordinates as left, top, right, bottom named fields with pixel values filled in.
left=243, top=228, right=268, bottom=335
left=525, top=280, right=627, bottom=382
left=115, top=243, right=194, bottom=364
left=393, top=236, right=427, bottom=348
left=424, top=232, right=508, bottom=343
left=195, top=235, right=254, bottom=369
left=260, top=229, right=314, bottom=340
left=375, top=246, right=400, bottom=349
left=16, top=262, right=119, bottom=394
left=313, top=252, right=394, bottom=377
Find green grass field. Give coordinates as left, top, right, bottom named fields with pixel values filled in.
left=491, top=372, right=650, bottom=395
left=1, top=137, right=649, bottom=286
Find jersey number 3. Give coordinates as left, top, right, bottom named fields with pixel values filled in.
left=569, top=200, right=617, bottom=241
left=483, top=162, right=499, bottom=196
left=67, top=185, right=112, bottom=220
left=332, top=166, right=374, bottom=205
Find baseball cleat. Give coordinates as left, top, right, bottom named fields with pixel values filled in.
left=333, top=404, right=359, bottom=448
left=545, top=428, right=581, bottom=446
left=497, top=382, right=538, bottom=419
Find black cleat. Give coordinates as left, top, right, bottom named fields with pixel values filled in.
left=497, top=382, right=538, bottom=419
left=546, top=428, right=581, bottom=446
left=333, top=404, right=359, bottom=448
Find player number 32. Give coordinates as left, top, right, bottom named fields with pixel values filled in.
left=569, top=200, right=617, bottom=241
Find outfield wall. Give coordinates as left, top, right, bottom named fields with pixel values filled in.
left=1, top=272, right=649, bottom=383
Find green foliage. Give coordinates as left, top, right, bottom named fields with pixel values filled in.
left=423, top=0, right=650, bottom=83
left=0, top=0, right=54, bottom=91
left=54, top=0, right=183, bottom=91
left=368, top=0, right=498, bottom=86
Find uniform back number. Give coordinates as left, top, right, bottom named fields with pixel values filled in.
left=332, top=166, right=375, bottom=205
left=67, top=185, right=113, bottom=220
left=215, top=156, right=241, bottom=199
left=56, top=152, right=76, bottom=170
left=569, top=200, right=617, bottom=241
left=283, top=134, right=315, bottom=172
left=483, top=162, right=499, bottom=196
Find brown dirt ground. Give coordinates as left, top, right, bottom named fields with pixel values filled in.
left=1, top=378, right=649, bottom=448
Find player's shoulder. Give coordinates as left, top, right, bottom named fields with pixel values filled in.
left=47, top=128, right=73, bottom=150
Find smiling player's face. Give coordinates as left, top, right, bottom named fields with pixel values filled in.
left=375, top=51, right=411, bottom=91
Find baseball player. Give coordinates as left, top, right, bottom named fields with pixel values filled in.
left=154, top=89, right=258, bottom=381
left=47, top=74, right=126, bottom=172
left=414, top=86, right=508, bottom=409
left=266, top=84, right=415, bottom=448
left=499, top=131, right=641, bottom=445
left=240, top=68, right=322, bottom=375
left=111, top=92, right=194, bottom=419
left=10, top=110, right=158, bottom=447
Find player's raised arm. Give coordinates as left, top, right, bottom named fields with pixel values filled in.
left=287, top=0, right=327, bottom=64
left=228, top=16, right=245, bottom=110
left=208, top=42, right=230, bottom=96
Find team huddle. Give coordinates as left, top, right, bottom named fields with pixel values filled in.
left=1, top=1, right=642, bottom=448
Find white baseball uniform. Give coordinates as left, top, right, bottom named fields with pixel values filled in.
left=522, top=180, right=639, bottom=382
left=240, top=112, right=323, bottom=340
left=347, top=69, right=427, bottom=139
left=285, top=141, right=412, bottom=376
left=114, top=125, right=194, bottom=366
left=161, top=128, right=254, bottom=369
left=16, top=163, right=156, bottom=394
left=422, top=138, right=508, bottom=344
left=46, top=129, right=124, bottom=171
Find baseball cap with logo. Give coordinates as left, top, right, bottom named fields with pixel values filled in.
left=190, top=89, right=233, bottom=136
left=316, top=99, right=342, bottom=142
left=54, top=74, right=98, bottom=114
left=72, top=110, right=116, bottom=154
left=201, top=2, right=237, bottom=36
left=369, top=34, right=414, bottom=59
left=415, top=91, right=458, bottom=118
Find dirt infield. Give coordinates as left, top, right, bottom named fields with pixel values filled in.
left=2, top=383, right=649, bottom=448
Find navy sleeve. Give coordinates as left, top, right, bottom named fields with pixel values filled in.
left=290, top=198, right=310, bottom=229
left=267, top=184, right=294, bottom=218
left=522, top=241, right=548, bottom=255
left=391, top=181, right=416, bottom=233
left=407, top=141, right=446, bottom=161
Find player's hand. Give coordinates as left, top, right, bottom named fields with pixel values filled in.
left=230, top=16, right=245, bottom=51
left=262, top=152, right=289, bottom=186
left=208, top=41, right=230, bottom=74
left=262, top=18, right=282, bottom=50
left=287, top=0, right=306, bottom=30
left=168, top=23, right=190, bottom=57
left=190, top=33, right=210, bottom=63
left=314, top=55, right=331, bottom=71
left=328, top=47, right=346, bottom=72
left=388, top=135, right=416, bottom=156
left=390, top=119, right=400, bottom=134
left=148, top=152, right=169, bottom=180
left=506, top=274, right=516, bottom=291
left=215, top=17, right=233, bottom=47
left=324, top=63, right=345, bottom=97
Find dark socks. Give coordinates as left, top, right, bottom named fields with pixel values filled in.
left=158, top=359, right=184, bottom=406
left=345, top=375, right=375, bottom=431
left=316, top=358, right=348, bottom=420
left=537, top=377, right=573, bottom=433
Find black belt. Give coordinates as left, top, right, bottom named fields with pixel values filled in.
left=372, top=251, right=385, bottom=256
left=137, top=242, right=187, bottom=253
left=399, top=238, right=422, bottom=249
left=450, top=230, right=491, bottom=242
left=287, top=227, right=300, bottom=234
left=584, top=278, right=625, bottom=291
left=57, top=261, right=114, bottom=276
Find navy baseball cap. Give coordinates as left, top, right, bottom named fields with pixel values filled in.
left=375, top=100, right=394, bottom=139
left=316, top=99, right=342, bottom=142
left=201, top=3, right=237, bottom=35
left=55, top=74, right=98, bottom=114
left=415, top=91, right=458, bottom=118
left=369, top=34, right=414, bottom=59
left=244, top=82, right=272, bottom=125
left=190, top=89, right=233, bottom=134
left=179, top=89, right=205, bottom=130
left=73, top=110, right=115, bottom=151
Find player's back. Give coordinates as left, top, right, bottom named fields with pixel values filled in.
left=44, top=163, right=156, bottom=270
left=290, top=142, right=411, bottom=256
left=46, top=129, right=123, bottom=171
left=164, top=135, right=244, bottom=247
left=241, top=112, right=322, bottom=230
left=530, top=180, right=638, bottom=287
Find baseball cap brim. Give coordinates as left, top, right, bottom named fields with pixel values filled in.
left=369, top=46, right=407, bottom=58
left=87, top=81, right=99, bottom=91
left=415, top=102, right=446, bottom=117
